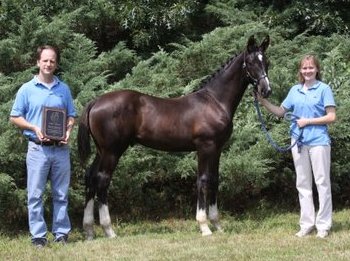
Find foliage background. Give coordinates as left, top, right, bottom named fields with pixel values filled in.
left=0, top=0, right=349, bottom=230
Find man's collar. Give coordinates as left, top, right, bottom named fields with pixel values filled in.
left=34, top=75, right=59, bottom=87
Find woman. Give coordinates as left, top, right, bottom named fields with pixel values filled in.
left=257, top=55, right=336, bottom=238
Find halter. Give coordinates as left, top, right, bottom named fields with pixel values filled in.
left=242, top=51, right=268, bottom=88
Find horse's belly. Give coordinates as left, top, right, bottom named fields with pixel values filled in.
left=137, top=137, right=195, bottom=152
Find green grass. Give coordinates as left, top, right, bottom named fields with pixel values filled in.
left=1, top=209, right=350, bottom=261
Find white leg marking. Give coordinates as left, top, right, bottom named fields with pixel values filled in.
left=208, top=203, right=219, bottom=221
left=83, top=199, right=95, bottom=240
left=209, top=203, right=223, bottom=232
left=196, top=202, right=212, bottom=236
left=196, top=203, right=207, bottom=223
left=99, top=204, right=116, bottom=238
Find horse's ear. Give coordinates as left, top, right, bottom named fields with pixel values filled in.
left=259, top=35, right=270, bottom=52
left=247, top=35, right=257, bottom=53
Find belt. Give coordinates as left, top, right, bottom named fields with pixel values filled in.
left=28, top=138, right=62, bottom=146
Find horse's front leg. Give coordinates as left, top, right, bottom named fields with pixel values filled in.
left=196, top=175, right=212, bottom=235
left=196, top=180, right=223, bottom=236
left=209, top=200, right=223, bottom=233
left=207, top=162, right=223, bottom=232
left=196, top=146, right=222, bottom=236
left=196, top=190, right=212, bottom=236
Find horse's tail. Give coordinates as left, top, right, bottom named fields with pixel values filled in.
left=77, top=99, right=96, bottom=165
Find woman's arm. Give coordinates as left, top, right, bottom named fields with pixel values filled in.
left=297, top=106, right=336, bottom=128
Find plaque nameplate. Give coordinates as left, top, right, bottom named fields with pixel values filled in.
left=42, top=107, right=67, bottom=141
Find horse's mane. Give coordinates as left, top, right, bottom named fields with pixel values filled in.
left=196, top=53, right=239, bottom=90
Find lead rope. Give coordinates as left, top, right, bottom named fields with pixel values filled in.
left=253, top=97, right=304, bottom=153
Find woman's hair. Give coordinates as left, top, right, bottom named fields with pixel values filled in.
left=297, top=55, right=322, bottom=83
left=36, top=45, right=60, bottom=63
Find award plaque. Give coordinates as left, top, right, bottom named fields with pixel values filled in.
left=42, top=107, right=67, bottom=141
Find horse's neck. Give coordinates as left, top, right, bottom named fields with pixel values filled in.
left=205, top=53, right=249, bottom=118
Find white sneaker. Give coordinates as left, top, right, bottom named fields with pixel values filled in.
left=316, top=230, right=329, bottom=239
left=295, top=228, right=314, bottom=237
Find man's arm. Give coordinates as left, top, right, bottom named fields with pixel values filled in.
left=9, top=116, right=45, bottom=140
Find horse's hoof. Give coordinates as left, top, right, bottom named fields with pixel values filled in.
left=214, top=224, right=224, bottom=233
left=217, top=227, right=224, bottom=233
left=202, top=230, right=213, bottom=236
left=106, top=233, right=116, bottom=239
left=84, top=228, right=95, bottom=241
left=199, top=223, right=212, bottom=236
left=86, top=235, right=94, bottom=240
left=104, top=228, right=116, bottom=238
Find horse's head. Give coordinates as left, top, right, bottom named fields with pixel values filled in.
left=243, top=35, right=271, bottom=98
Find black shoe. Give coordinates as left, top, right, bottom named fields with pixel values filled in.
left=32, top=238, right=47, bottom=248
left=54, top=235, right=68, bottom=244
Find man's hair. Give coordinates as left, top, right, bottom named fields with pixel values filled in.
left=36, top=45, right=60, bottom=63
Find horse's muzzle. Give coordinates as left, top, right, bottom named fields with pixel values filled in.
left=262, top=88, right=272, bottom=98
left=258, top=77, right=272, bottom=98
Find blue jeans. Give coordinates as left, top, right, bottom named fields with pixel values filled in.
left=26, top=141, right=71, bottom=239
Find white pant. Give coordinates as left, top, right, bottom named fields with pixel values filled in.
left=291, top=140, right=332, bottom=231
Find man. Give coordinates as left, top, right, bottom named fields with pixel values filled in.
left=10, top=45, right=76, bottom=247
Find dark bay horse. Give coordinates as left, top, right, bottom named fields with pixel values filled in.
left=78, top=35, right=271, bottom=239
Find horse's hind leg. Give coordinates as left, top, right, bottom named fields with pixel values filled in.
left=97, top=153, right=119, bottom=238
left=83, top=155, right=99, bottom=240
left=98, top=199, right=116, bottom=238
left=83, top=199, right=95, bottom=240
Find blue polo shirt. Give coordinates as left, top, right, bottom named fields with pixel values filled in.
left=281, top=81, right=336, bottom=146
left=10, top=76, right=76, bottom=140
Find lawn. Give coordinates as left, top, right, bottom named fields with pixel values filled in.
left=1, top=209, right=350, bottom=260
